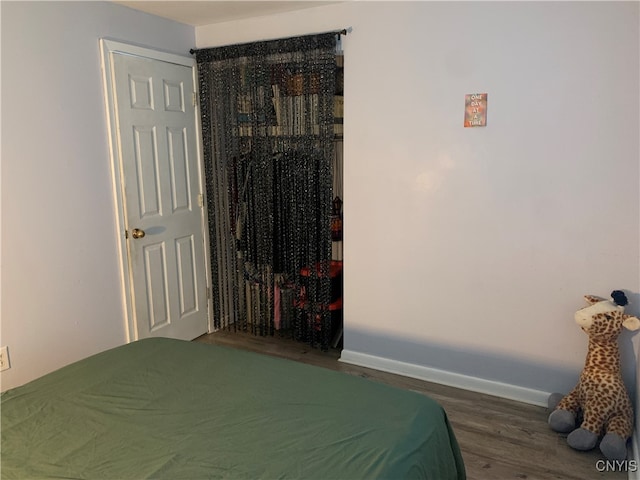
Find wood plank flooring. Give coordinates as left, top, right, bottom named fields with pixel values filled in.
left=195, top=330, right=631, bottom=480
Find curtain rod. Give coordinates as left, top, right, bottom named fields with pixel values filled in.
left=189, top=29, right=348, bottom=55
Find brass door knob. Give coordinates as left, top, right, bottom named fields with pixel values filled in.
left=131, top=228, right=146, bottom=239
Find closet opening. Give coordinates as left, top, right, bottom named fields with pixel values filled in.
left=195, top=32, right=345, bottom=352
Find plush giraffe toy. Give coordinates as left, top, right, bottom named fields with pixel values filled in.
left=548, top=291, right=640, bottom=461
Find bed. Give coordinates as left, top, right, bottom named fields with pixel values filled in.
left=1, top=337, right=466, bottom=479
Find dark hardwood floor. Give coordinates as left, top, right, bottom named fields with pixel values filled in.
left=195, top=330, right=630, bottom=480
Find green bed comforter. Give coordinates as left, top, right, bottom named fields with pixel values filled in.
left=1, top=338, right=466, bottom=479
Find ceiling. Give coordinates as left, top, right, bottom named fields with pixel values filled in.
left=114, top=1, right=340, bottom=27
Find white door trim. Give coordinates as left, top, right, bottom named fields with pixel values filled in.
left=99, top=38, right=214, bottom=341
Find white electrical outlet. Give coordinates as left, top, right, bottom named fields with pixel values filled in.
left=0, top=346, right=10, bottom=372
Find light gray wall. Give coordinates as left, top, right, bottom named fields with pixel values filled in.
left=2, top=1, right=638, bottom=406
left=1, top=1, right=195, bottom=390
left=199, top=1, right=640, bottom=398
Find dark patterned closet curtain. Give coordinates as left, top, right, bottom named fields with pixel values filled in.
left=195, top=32, right=339, bottom=350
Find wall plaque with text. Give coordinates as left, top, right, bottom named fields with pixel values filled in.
left=464, top=93, right=488, bottom=127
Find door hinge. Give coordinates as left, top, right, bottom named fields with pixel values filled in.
left=192, top=92, right=197, bottom=107
left=198, top=193, right=204, bottom=207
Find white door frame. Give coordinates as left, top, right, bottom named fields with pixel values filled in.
left=100, top=38, right=214, bottom=341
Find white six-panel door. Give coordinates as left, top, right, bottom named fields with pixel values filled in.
left=101, top=40, right=210, bottom=341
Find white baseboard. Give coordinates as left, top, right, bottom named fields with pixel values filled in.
left=339, top=349, right=551, bottom=407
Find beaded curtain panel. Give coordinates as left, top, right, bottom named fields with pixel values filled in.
left=196, top=32, right=341, bottom=350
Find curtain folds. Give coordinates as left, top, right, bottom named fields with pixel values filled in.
left=196, top=32, right=339, bottom=350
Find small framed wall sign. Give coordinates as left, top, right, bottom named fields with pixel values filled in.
left=464, top=93, right=487, bottom=127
